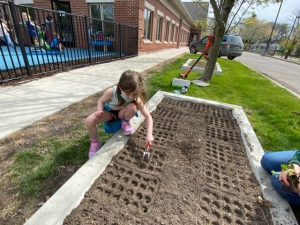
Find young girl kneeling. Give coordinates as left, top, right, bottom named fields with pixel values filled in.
left=85, top=70, right=154, bottom=158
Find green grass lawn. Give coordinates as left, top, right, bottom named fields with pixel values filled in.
left=11, top=125, right=112, bottom=196
left=11, top=53, right=300, bottom=197
left=147, top=53, right=300, bottom=151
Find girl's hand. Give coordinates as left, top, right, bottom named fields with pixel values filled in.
left=95, top=110, right=104, bottom=120
left=280, top=164, right=300, bottom=189
left=145, top=134, right=154, bottom=147
left=280, top=171, right=290, bottom=187
left=294, top=164, right=300, bottom=174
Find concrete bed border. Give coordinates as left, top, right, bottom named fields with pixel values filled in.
left=24, top=91, right=297, bottom=225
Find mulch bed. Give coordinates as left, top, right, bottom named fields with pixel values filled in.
left=64, top=98, right=274, bottom=225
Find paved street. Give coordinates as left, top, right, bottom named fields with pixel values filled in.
left=236, top=52, right=300, bottom=96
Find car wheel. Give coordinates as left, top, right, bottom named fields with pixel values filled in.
left=227, top=56, right=236, bottom=60
left=190, top=46, right=196, bottom=54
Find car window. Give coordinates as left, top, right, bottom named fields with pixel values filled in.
left=223, top=35, right=228, bottom=42
left=201, top=37, right=208, bottom=43
left=231, top=36, right=243, bottom=44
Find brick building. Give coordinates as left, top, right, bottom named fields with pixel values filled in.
left=10, top=0, right=206, bottom=52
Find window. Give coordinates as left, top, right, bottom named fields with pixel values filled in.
left=156, top=15, right=163, bottom=41
left=165, top=20, right=170, bottom=41
left=90, top=3, right=114, bottom=22
left=175, top=26, right=178, bottom=42
left=89, top=4, right=114, bottom=38
left=170, top=24, right=175, bottom=42
left=144, top=8, right=153, bottom=40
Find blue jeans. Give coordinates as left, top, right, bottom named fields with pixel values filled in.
left=0, top=35, right=14, bottom=47
left=261, top=150, right=300, bottom=206
left=103, top=104, right=121, bottom=134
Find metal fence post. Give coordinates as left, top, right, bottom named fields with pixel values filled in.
left=8, top=1, right=31, bottom=76
left=135, top=26, right=138, bottom=55
left=119, top=23, right=122, bottom=58
left=84, top=16, right=92, bottom=64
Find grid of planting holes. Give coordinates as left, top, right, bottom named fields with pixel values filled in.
left=64, top=98, right=273, bottom=225
left=199, top=187, right=273, bottom=224
left=205, top=127, right=242, bottom=145
left=203, top=141, right=262, bottom=198
left=205, top=115, right=238, bottom=130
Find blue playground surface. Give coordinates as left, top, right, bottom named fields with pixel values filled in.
left=0, top=46, right=118, bottom=71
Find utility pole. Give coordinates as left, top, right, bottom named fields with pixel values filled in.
left=264, top=0, right=283, bottom=55
left=281, top=16, right=300, bottom=58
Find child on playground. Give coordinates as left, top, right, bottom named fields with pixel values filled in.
left=0, top=18, right=14, bottom=47
left=261, top=150, right=300, bottom=206
left=22, top=12, right=39, bottom=46
left=85, top=70, right=154, bottom=159
left=50, top=32, right=64, bottom=52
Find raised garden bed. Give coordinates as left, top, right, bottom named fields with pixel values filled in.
left=181, top=59, right=222, bottom=75
left=24, top=92, right=297, bottom=225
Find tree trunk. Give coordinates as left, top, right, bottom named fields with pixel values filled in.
left=284, top=49, right=292, bottom=59
left=201, top=0, right=235, bottom=83
left=284, top=40, right=297, bottom=59
left=201, top=27, right=224, bottom=82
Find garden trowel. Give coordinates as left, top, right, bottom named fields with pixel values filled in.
left=142, top=144, right=152, bottom=161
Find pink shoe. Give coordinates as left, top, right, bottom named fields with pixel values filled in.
left=88, top=141, right=102, bottom=159
left=122, top=120, right=133, bottom=135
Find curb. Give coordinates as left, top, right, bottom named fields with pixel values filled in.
left=238, top=62, right=300, bottom=99
left=247, top=51, right=300, bottom=66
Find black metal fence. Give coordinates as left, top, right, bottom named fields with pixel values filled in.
left=0, top=3, right=138, bottom=84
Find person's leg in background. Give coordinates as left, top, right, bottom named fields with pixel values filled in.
left=261, top=150, right=297, bottom=173
left=5, top=34, right=14, bottom=47
left=261, top=150, right=300, bottom=206
left=0, top=35, right=14, bottom=47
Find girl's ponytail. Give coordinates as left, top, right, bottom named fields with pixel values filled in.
left=137, top=73, right=147, bottom=104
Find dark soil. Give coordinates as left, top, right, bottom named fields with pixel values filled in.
left=64, top=98, right=275, bottom=225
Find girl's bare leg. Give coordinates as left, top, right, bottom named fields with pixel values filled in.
left=118, top=103, right=137, bottom=121
left=118, top=103, right=137, bottom=135
left=85, top=111, right=114, bottom=158
left=85, top=111, right=113, bottom=140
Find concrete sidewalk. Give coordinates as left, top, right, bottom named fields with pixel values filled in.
left=0, top=47, right=188, bottom=140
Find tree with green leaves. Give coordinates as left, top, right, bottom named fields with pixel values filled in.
left=193, top=19, right=209, bottom=36
left=199, top=0, right=276, bottom=84
left=282, top=16, right=300, bottom=59
left=226, top=0, right=278, bottom=34
left=226, top=0, right=257, bottom=34
left=240, top=15, right=273, bottom=44
left=283, top=27, right=300, bottom=59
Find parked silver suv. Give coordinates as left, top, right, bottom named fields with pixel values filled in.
left=189, top=34, right=244, bottom=60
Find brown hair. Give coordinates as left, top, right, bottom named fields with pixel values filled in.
left=116, top=70, right=147, bottom=105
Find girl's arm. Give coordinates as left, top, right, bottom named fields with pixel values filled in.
left=137, top=99, right=154, bottom=146
left=97, top=88, right=113, bottom=115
